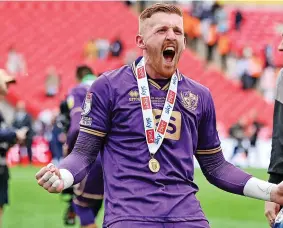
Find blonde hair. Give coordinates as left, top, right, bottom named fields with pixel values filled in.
left=139, top=3, right=183, bottom=33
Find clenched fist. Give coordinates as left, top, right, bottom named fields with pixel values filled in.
left=35, top=163, right=64, bottom=193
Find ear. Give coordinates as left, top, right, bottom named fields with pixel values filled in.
left=136, top=34, right=146, bottom=50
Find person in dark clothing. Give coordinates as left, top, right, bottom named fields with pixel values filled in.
left=229, top=117, right=249, bottom=161
left=250, top=119, right=264, bottom=149
left=264, top=34, right=283, bottom=227
left=0, top=112, right=27, bottom=228
left=110, top=37, right=123, bottom=57
left=49, top=113, right=65, bottom=166
left=12, top=101, right=34, bottom=163
left=247, top=109, right=264, bottom=149
left=234, top=9, right=243, bottom=31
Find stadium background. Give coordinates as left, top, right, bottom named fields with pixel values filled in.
left=1, top=0, right=283, bottom=227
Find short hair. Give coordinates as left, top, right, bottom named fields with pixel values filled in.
left=139, top=3, right=182, bottom=20
left=139, top=3, right=183, bottom=33
left=76, top=65, right=93, bottom=80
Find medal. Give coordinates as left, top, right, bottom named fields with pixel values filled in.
left=148, top=157, right=160, bottom=173
left=134, top=57, right=179, bottom=173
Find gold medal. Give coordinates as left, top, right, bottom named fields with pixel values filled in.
left=148, top=158, right=160, bottom=173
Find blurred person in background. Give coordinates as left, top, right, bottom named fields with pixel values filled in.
left=234, top=8, right=243, bottom=31
left=217, top=32, right=231, bottom=70
left=260, top=66, right=276, bottom=103
left=12, top=101, right=34, bottom=164
left=240, top=47, right=262, bottom=90
left=84, top=38, right=97, bottom=61
left=0, top=69, right=27, bottom=228
left=109, top=35, right=123, bottom=57
left=215, top=4, right=228, bottom=35
left=96, top=38, right=110, bottom=60
left=36, top=4, right=283, bottom=228
left=263, top=44, right=274, bottom=68
left=64, top=65, right=103, bottom=227
left=246, top=110, right=264, bottom=166
left=265, top=34, right=283, bottom=227
left=49, top=110, right=66, bottom=166
left=229, top=116, right=249, bottom=164
left=45, top=66, right=61, bottom=97
left=0, top=112, right=28, bottom=228
left=0, top=69, right=15, bottom=96
left=5, top=46, right=27, bottom=77
left=205, top=22, right=217, bottom=62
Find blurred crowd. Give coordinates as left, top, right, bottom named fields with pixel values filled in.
left=184, top=1, right=280, bottom=104
left=228, top=109, right=264, bottom=166
left=0, top=1, right=282, bottom=168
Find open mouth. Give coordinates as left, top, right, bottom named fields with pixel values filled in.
left=163, top=47, right=175, bottom=63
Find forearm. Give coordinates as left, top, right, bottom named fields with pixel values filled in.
left=196, top=151, right=252, bottom=195
left=59, top=131, right=103, bottom=185
left=196, top=151, right=278, bottom=201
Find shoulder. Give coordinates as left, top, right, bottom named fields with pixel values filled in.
left=180, top=73, right=214, bottom=114
left=180, top=73, right=211, bottom=98
left=89, top=65, right=133, bottom=92
left=68, top=84, right=87, bottom=97
left=99, top=65, right=132, bottom=82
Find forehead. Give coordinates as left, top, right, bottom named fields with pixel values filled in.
left=146, top=12, right=183, bottom=29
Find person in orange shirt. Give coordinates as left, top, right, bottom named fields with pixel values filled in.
left=206, top=23, right=217, bottom=62
left=84, top=39, right=97, bottom=61
left=217, top=33, right=231, bottom=70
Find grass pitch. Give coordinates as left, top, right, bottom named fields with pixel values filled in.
left=4, top=167, right=268, bottom=228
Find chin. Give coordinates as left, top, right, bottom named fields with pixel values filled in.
left=161, top=68, right=176, bottom=78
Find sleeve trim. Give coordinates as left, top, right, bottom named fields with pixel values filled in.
left=80, top=127, right=106, bottom=137
left=196, top=146, right=222, bottom=154
left=74, top=189, right=104, bottom=200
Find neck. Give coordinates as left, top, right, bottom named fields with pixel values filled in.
left=145, top=63, right=170, bottom=80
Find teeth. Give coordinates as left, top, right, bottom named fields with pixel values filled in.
left=165, top=47, right=175, bottom=52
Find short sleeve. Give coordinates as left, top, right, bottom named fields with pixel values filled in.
left=79, top=75, right=112, bottom=138
left=196, top=91, right=221, bottom=155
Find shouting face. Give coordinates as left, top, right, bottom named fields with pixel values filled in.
left=136, top=12, right=186, bottom=78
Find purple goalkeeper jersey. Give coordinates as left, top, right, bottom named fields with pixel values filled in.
left=67, top=82, right=104, bottom=197
left=79, top=58, right=221, bottom=226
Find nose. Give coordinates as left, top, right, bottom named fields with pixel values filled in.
left=166, top=29, right=176, bottom=41
left=278, top=38, right=283, bottom=51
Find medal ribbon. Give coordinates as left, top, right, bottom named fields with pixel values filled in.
left=135, top=57, right=178, bottom=156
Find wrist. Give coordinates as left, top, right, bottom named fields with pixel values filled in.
left=270, top=185, right=279, bottom=203
left=59, top=169, right=74, bottom=189
left=243, top=177, right=277, bottom=201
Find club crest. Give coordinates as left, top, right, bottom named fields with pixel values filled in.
left=181, top=91, right=198, bottom=111
left=82, top=92, right=92, bottom=116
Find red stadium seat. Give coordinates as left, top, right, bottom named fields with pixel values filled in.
left=0, top=2, right=274, bottom=136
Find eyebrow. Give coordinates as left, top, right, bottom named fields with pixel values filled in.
left=155, top=25, right=183, bottom=31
